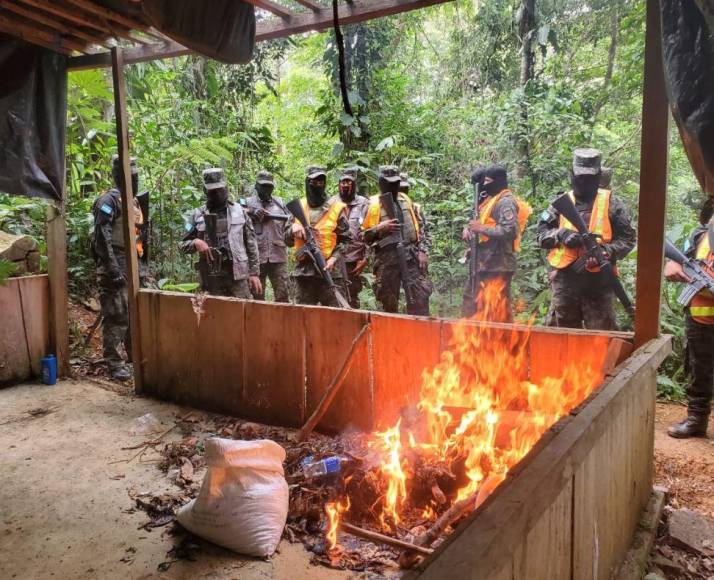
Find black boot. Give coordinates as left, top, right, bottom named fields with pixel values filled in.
left=667, top=415, right=709, bottom=439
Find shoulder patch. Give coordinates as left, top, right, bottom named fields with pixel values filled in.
left=540, top=210, right=551, bottom=221
left=683, top=239, right=691, bottom=253
left=184, top=222, right=193, bottom=232
left=100, top=203, right=113, bottom=216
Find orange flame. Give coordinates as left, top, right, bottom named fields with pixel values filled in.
left=325, top=496, right=350, bottom=550
left=368, top=278, right=609, bottom=526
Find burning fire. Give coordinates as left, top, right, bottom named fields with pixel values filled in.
left=325, top=497, right=350, bottom=550
left=367, top=278, right=609, bottom=532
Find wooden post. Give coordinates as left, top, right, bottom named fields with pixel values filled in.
left=111, top=47, right=143, bottom=391
left=46, top=201, right=70, bottom=376
left=634, top=0, right=669, bottom=348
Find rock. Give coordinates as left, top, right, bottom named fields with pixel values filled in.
left=0, top=231, right=38, bottom=262
left=644, top=572, right=665, bottom=580
left=668, top=508, right=714, bottom=556
left=25, top=250, right=40, bottom=273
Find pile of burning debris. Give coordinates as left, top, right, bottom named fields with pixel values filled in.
left=136, top=281, right=610, bottom=573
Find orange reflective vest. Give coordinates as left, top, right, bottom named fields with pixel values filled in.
left=689, top=232, right=714, bottom=324
left=362, top=192, right=420, bottom=240
left=478, top=189, right=532, bottom=252
left=547, top=189, right=612, bottom=271
left=294, top=198, right=346, bottom=259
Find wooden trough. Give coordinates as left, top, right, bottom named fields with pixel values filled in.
left=138, top=289, right=671, bottom=579
left=0, top=275, right=50, bottom=385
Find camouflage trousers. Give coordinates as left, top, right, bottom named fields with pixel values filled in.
left=198, top=262, right=252, bottom=299
left=462, top=271, right=513, bottom=321
left=293, top=275, right=348, bottom=307
left=546, top=269, right=617, bottom=331
left=373, top=249, right=432, bottom=316
left=345, top=262, right=365, bottom=309
left=684, top=314, right=714, bottom=417
left=98, top=255, right=150, bottom=369
left=255, top=261, right=290, bottom=303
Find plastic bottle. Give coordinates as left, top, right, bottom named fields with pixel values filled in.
left=41, top=354, right=57, bottom=385
left=301, top=456, right=346, bottom=480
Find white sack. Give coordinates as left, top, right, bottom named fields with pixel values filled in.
left=177, top=437, right=288, bottom=557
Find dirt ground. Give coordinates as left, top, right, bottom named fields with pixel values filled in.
left=0, top=379, right=351, bottom=580
left=654, top=402, right=714, bottom=519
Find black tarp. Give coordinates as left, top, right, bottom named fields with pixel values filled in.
left=661, top=0, right=714, bottom=196
left=0, top=35, right=67, bottom=202
left=141, top=0, right=255, bottom=64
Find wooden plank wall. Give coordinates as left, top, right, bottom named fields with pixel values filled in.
left=414, top=336, right=670, bottom=580
left=139, top=290, right=634, bottom=435
left=0, top=275, right=50, bottom=385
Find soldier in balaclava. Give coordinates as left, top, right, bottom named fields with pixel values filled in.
left=537, top=148, right=636, bottom=329
left=361, top=165, right=433, bottom=316
left=244, top=171, right=291, bottom=302
left=91, top=155, right=145, bottom=381
left=286, top=166, right=351, bottom=306
left=462, top=164, right=530, bottom=320
left=181, top=168, right=262, bottom=298
left=331, top=166, right=369, bottom=308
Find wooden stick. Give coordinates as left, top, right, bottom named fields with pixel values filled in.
left=340, top=522, right=434, bottom=556
left=83, top=314, right=103, bottom=349
left=296, top=323, right=370, bottom=442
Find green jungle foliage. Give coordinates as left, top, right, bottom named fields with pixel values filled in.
left=2, top=0, right=706, bottom=398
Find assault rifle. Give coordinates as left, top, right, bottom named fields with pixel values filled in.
left=286, top=199, right=352, bottom=309
left=201, top=212, right=227, bottom=295
left=664, top=235, right=714, bottom=306
left=239, top=198, right=289, bottom=222
left=467, top=182, right=481, bottom=299
left=379, top=192, right=417, bottom=309
left=552, top=193, right=635, bottom=317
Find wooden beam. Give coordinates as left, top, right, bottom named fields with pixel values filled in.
left=111, top=47, right=144, bottom=392
left=67, top=0, right=455, bottom=70
left=245, top=0, right=295, bottom=19
left=46, top=203, right=70, bottom=376
left=0, top=1, right=111, bottom=48
left=0, top=12, right=82, bottom=53
left=255, top=0, right=455, bottom=41
left=61, top=0, right=163, bottom=40
left=16, top=0, right=146, bottom=45
left=634, top=0, right=669, bottom=348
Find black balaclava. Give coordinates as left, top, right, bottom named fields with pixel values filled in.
left=306, top=177, right=327, bottom=208
left=482, top=165, right=508, bottom=197
left=206, top=187, right=229, bottom=211
left=256, top=183, right=274, bottom=203
left=112, top=167, right=139, bottom=194
left=339, top=179, right=355, bottom=203
left=378, top=177, right=400, bottom=197
left=571, top=172, right=600, bottom=202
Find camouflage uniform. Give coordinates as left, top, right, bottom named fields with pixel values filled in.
left=462, top=191, right=520, bottom=319
left=181, top=169, right=260, bottom=298
left=92, top=157, right=147, bottom=379
left=244, top=171, right=291, bottom=303
left=335, top=167, right=369, bottom=309
left=286, top=166, right=351, bottom=307
left=537, top=150, right=636, bottom=330
left=679, top=224, right=714, bottom=428
left=363, top=166, right=432, bottom=316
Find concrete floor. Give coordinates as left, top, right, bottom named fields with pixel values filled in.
left=0, top=380, right=351, bottom=580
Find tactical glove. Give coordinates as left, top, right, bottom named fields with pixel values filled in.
left=560, top=230, right=583, bottom=248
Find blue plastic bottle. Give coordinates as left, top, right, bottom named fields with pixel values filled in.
left=41, top=354, right=57, bottom=385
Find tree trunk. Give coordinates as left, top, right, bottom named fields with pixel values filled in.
left=516, top=0, right=536, bottom=182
